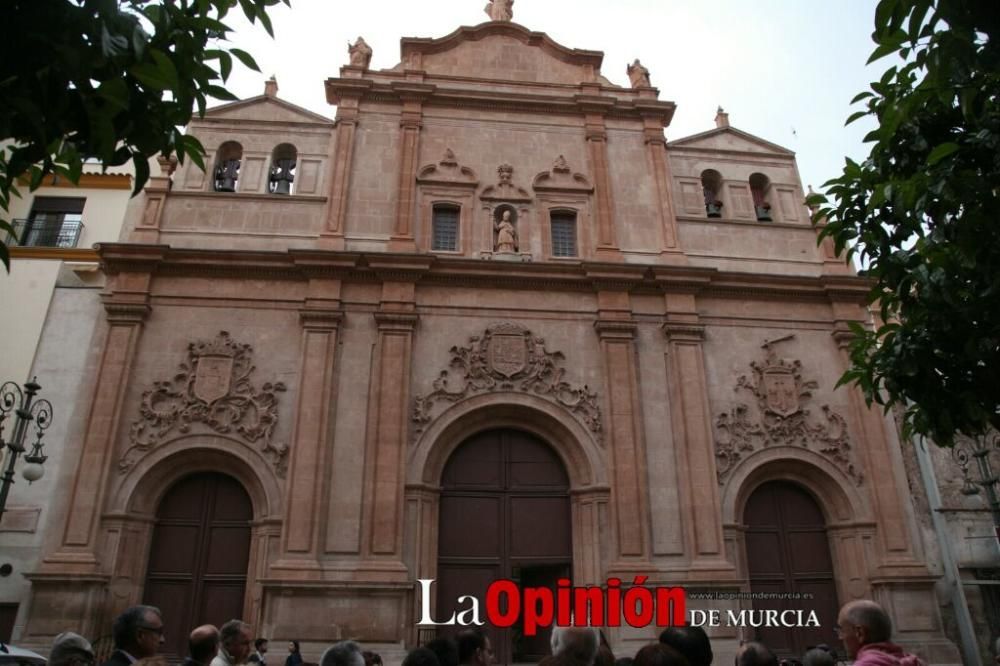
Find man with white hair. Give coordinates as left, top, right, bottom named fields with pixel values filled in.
left=50, top=632, right=95, bottom=666
left=550, top=625, right=599, bottom=666
left=835, top=600, right=926, bottom=666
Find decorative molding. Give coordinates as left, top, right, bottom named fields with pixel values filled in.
left=480, top=164, right=532, bottom=203
left=416, top=148, right=479, bottom=188
left=533, top=155, right=594, bottom=194
left=714, top=334, right=863, bottom=486
left=413, top=322, right=602, bottom=443
left=122, top=331, right=288, bottom=476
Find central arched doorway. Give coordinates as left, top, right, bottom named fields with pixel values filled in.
left=744, top=481, right=842, bottom=658
left=143, top=472, right=253, bottom=658
left=437, top=429, right=572, bottom=665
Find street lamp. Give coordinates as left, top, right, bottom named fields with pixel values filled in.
left=0, top=378, right=53, bottom=523
left=953, top=430, right=1000, bottom=545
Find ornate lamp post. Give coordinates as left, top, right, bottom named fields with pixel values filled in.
left=953, top=431, right=1000, bottom=545
left=0, top=378, right=53, bottom=523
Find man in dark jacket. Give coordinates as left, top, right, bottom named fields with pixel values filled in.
left=100, top=605, right=165, bottom=666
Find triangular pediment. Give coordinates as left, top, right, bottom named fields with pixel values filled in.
left=668, top=127, right=793, bottom=156
left=398, top=22, right=605, bottom=85
left=203, top=95, right=333, bottom=126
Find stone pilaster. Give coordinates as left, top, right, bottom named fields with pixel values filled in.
left=591, top=279, right=651, bottom=569
left=661, top=321, right=728, bottom=572
left=580, top=96, right=620, bottom=259
left=639, top=114, right=683, bottom=259
left=130, top=156, right=175, bottom=244
left=321, top=80, right=371, bottom=245
left=390, top=83, right=434, bottom=252
left=571, top=486, right=612, bottom=585
left=273, top=305, right=343, bottom=576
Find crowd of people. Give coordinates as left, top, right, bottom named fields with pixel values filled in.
left=40, top=599, right=985, bottom=666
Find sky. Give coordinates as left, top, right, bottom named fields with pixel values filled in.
left=220, top=0, right=886, bottom=195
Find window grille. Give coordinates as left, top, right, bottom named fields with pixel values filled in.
left=432, top=206, right=459, bottom=251
left=551, top=212, right=577, bottom=257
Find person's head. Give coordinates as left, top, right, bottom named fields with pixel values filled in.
left=994, top=636, right=1000, bottom=666
left=658, top=626, right=712, bottom=666
left=403, top=648, right=441, bottom=666
left=457, top=630, right=493, bottom=666
left=836, top=600, right=892, bottom=659
left=289, top=642, right=300, bottom=655
left=362, top=651, right=384, bottom=666
left=551, top=626, right=600, bottom=666
left=800, top=647, right=833, bottom=666
left=633, top=643, right=690, bottom=666
left=112, top=605, right=164, bottom=658
left=255, top=639, right=269, bottom=655
left=425, top=638, right=458, bottom=666
left=219, top=620, right=253, bottom=664
left=734, top=642, right=777, bottom=666
left=50, top=632, right=95, bottom=666
left=189, top=625, right=220, bottom=665
left=320, top=641, right=364, bottom=666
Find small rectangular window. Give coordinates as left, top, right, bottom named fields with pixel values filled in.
left=14, top=196, right=86, bottom=248
left=432, top=206, right=459, bottom=252
left=550, top=212, right=577, bottom=257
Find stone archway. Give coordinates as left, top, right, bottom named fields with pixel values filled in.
left=437, top=428, right=571, bottom=666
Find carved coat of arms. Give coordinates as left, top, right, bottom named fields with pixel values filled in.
left=413, top=322, right=602, bottom=442
left=714, top=335, right=863, bottom=486
left=123, top=331, right=288, bottom=475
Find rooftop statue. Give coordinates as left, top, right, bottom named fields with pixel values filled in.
left=348, top=36, right=373, bottom=69
left=484, top=0, right=513, bottom=22
left=627, top=59, right=651, bottom=88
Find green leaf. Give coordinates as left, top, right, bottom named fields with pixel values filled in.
left=219, top=51, right=233, bottom=82
left=846, top=110, right=868, bottom=126
left=97, top=78, right=130, bottom=111
left=926, top=142, right=959, bottom=166
left=850, top=91, right=875, bottom=104
left=0, top=240, right=9, bottom=272
left=149, top=49, right=181, bottom=90
left=229, top=48, right=260, bottom=72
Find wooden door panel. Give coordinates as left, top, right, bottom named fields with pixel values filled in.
left=744, top=481, right=840, bottom=658
left=438, top=429, right=571, bottom=666
left=508, top=497, right=571, bottom=558
left=144, top=473, right=252, bottom=659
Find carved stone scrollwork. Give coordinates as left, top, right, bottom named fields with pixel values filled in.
left=122, top=331, right=289, bottom=476
left=412, top=322, right=602, bottom=443
left=714, top=334, right=863, bottom=486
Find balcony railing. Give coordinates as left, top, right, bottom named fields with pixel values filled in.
left=6, top=218, right=84, bottom=248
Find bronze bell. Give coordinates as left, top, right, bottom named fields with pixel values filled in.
left=269, top=159, right=296, bottom=195
left=214, top=159, right=240, bottom=192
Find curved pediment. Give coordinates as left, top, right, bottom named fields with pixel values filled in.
left=400, top=22, right=605, bottom=85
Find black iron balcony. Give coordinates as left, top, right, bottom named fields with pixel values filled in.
left=6, top=218, right=84, bottom=248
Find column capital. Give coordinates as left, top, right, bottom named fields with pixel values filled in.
left=299, top=309, right=344, bottom=330
left=594, top=319, right=637, bottom=340
left=374, top=311, right=419, bottom=331
left=662, top=322, right=705, bottom=341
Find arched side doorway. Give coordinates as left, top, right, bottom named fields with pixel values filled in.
left=143, top=473, right=253, bottom=658
left=743, top=481, right=841, bottom=657
left=437, top=429, right=571, bottom=665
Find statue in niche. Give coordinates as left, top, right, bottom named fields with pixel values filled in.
left=494, top=209, right=518, bottom=253
left=627, top=59, right=651, bottom=88
left=484, top=0, right=514, bottom=22
left=348, top=36, right=373, bottom=68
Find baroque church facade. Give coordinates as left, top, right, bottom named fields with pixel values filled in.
left=9, top=5, right=964, bottom=665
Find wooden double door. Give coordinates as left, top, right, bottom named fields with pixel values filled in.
left=143, top=473, right=253, bottom=658
left=437, top=429, right=572, bottom=665
left=744, top=481, right=842, bottom=658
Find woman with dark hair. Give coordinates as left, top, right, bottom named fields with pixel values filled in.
left=286, top=642, right=303, bottom=666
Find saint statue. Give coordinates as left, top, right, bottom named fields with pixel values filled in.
left=627, top=59, right=651, bottom=88
left=348, top=36, right=373, bottom=69
left=494, top=210, right=518, bottom=253
left=484, top=0, right=514, bottom=22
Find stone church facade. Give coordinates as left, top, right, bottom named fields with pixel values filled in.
left=12, top=8, right=963, bottom=665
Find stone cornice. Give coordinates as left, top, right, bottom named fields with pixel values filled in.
left=93, top=244, right=873, bottom=302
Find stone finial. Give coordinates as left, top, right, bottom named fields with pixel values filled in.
left=627, top=59, right=651, bottom=88
left=264, top=76, right=278, bottom=98
left=552, top=155, right=570, bottom=173
left=157, top=155, right=178, bottom=177
left=441, top=148, right=457, bottom=166
left=348, top=36, right=373, bottom=69
left=484, top=0, right=513, bottom=22
left=497, top=163, right=513, bottom=183
left=715, top=106, right=730, bottom=128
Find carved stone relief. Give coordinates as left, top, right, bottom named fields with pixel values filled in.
left=412, top=322, right=602, bottom=443
left=714, top=335, right=863, bottom=486
left=416, top=149, right=480, bottom=187
left=532, top=155, right=594, bottom=194
left=480, top=163, right=532, bottom=203
left=122, top=331, right=289, bottom=476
